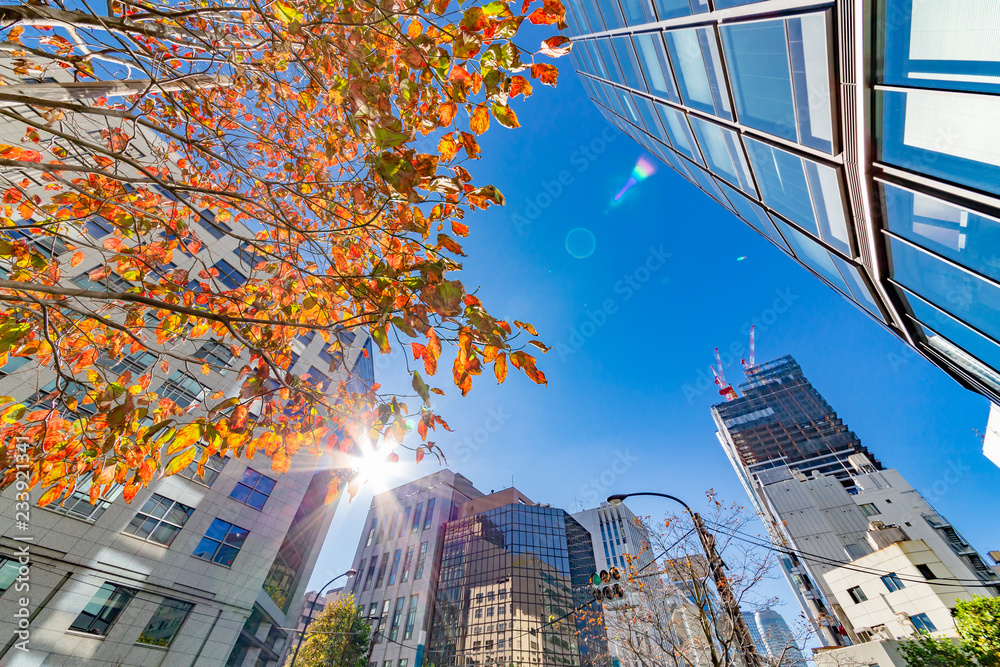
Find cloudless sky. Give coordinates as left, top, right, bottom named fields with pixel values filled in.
left=308, top=43, right=1000, bottom=634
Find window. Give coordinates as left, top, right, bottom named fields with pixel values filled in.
left=354, top=560, right=367, bottom=593
left=374, top=599, right=391, bottom=643
left=655, top=105, right=702, bottom=164
left=211, top=259, right=247, bottom=290
left=7, top=227, right=70, bottom=258
left=123, top=493, right=194, bottom=546
left=859, top=503, right=880, bottom=517
left=136, top=598, right=193, bottom=647
left=413, top=502, right=423, bottom=532
left=399, top=661, right=408, bottom=667
left=415, top=542, right=428, bottom=579
left=475, top=608, right=483, bottom=618
left=366, top=517, right=378, bottom=547
left=721, top=13, right=833, bottom=153
left=688, top=117, right=756, bottom=196
left=0, top=559, right=20, bottom=591
left=743, top=138, right=849, bottom=253
left=881, top=573, right=905, bottom=592
left=69, top=582, right=136, bottom=636
left=85, top=217, right=113, bottom=238
left=194, top=340, right=234, bottom=375
left=387, top=511, right=400, bottom=541
left=652, top=0, right=706, bottom=19
left=192, top=518, right=250, bottom=567
left=910, top=613, right=937, bottom=634
left=774, top=219, right=855, bottom=298
left=401, top=507, right=411, bottom=537
left=364, top=556, right=378, bottom=591
left=631, top=34, right=679, bottom=102
left=847, top=586, right=868, bottom=604
left=179, top=445, right=228, bottom=486
left=308, top=365, right=331, bottom=390
left=375, top=552, right=389, bottom=588
left=45, top=472, right=123, bottom=522
left=663, top=27, right=732, bottom=120
left=388, top=549, right=402, bottom=585
left=159, top=371, right=204, bottom=408
left=104, top=349, right=157, bottom=376
left=917, top=564, right=938, bottom=580
left=404, top=595, right=418, bottom=640
left=424, top=498, right=436, bottom=530
left=197, top=210, right=232, bottom=240
left=72, top=269, right=132, bottom=293
left=229, top=468, right=277, bottom=510
left=389, top=597, right=405, bottom=641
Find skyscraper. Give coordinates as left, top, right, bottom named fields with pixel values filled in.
left=742, top=609, right=807, bottom=667
left=712, top=355, right=1000, bottom=650
left=429, top=488, right=608, bottom=667
left=564, top=0, right=1000, bottom=409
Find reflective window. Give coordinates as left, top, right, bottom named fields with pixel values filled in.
left=582, top=41, right=607, bottom=80
left=655, top=104, right=702, bottom=164
left=721, top=13, right=834, bottom=153
left=617, top=89, right=642, bottom=126
left=652, top=0, right=707, bottom=20
left=595, top=39, right=623, bottom=84
left=774, top=219, right=853, bottom=297
left=879, top=88, right=1000, bottom=196
left=594, top=0, right=623, bottom=30
left=831, top=255, right=885, bottom=323
left=715, top=179, right=787, bottom=252
left=631, top=94, right=666, bottom=142
left=882, top=0, right=1000, bottom=95
left=663, top=27, right=732, bottom=120
left=889, top=235, right=1000, bottom=346
left=69, top=583, right=135, bottom=636
left=563, top=0, right=588, bottom=34
left=883, top=183, right=1000, bottom=285
left=632, top=33, right=680, bottom=102
left=713, top=0, right=767, bottom=8
left=123, top=493, right=194, bottom=546
left=744, top=138, right=850, bottom=253
left=192, top=518, right=250, bottom=567
left=688, top=117, right=756, bottom=195
left=230, top=468, right=277, bottom=510
left=619, top=0, right=654, bottom=26
left=136, top=598, right=193, bottom=647
left=577, top=0, right=607, bottom=33
left=690, top=166, right=738, bottom=216
left=612, top=36, right=644, bottom=90
left=661, top=148, right=699, bottom=188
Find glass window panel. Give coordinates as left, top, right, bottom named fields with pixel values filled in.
left=612, top=36, right=643, bottom=90
left=889, top=236, right=1000, bottom=345
left=690, top=166, right=737, bottom=216
left=562, top=0, right=587, bottom=35
left=247, top=491, right=268, bottom=510
left=632, top=33, right=679, bottom=102
left=631, top=94, right=665, bottom=142
left=663, top=27, right=732, bottom=120
left=595, top=0, right=623, bottom=30
left=618, top=0, right=653, bottom=28
left=583, top=42, right=607, bottom=80
left=883, top=182, right=1000, bottom=285
left=214, top=544, right=239, bottom=566
left=661, top=148, right=699, bottom=188
left=713, top=0, right=767, bottom=8
left=744, top=138, right=818, bottom=234
left=905, top=293, right=1000, bottom=392
left=151, top=523, right=180, bottom=546
left=595, top=39, right=623, bottom=84
left=804, top=160, right=850, bottom=254
left=577, top=0, right=606, bottom=33
left=137, top=598, right=193, bottom=647
left=882, top=0, right=1000, bottom=95
left=787, top=14, right=834, bottom=152
left=204, top=518, right=230, bottom=541
left=715, top=179, right=774, bottom=240
left=774, top=219, right=853, bottom=296
left=688, top=117, right=755, bottom=195
left=655, top=105, right=702, bottom=164
left=721, top=19, right=797, bottom=142
left=652, top=0, right=706, bottom=20
left=879, top=88, right=1000, bottom=196
left=230, top=483, right=252, bottom=504
left=192, top=537, right=219, bottom=560
left=831, top=255, right=886, bottom=322
left=618, top=89, right=642, bottom=126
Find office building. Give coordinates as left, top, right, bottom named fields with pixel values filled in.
left=564, top=0, right=1000, bottom=410
left=345, top=470, right=486, bottom=667
left=297, top=586, right=346, bottom=633
left=0, top=60, right=376, bottom=664
left=429, top=488, right=609, bottom=667
left=742, top=609, right=807, bottom=667
left=713, top=355, right=999, bottom=650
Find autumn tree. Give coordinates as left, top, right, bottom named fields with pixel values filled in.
left=898, top=596, right=1000, bottom=667
left=287, top=594, right=371, bottom=667
left=603, top=494, right=812, bottom=667
left=0, top=0, right=569, bottom=505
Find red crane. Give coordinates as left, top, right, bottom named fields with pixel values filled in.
left=741, top=325, right=756, bottom=374
left=711, top=348, right=738, bottom=401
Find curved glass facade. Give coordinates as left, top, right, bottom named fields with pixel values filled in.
left=567, top=0, right=1000, bottom=405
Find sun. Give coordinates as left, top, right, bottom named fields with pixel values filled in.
left=348, top=438, right=404, bottom=493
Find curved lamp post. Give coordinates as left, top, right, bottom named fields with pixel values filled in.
left=607, top=492, right=763, bottom=667
left=289, top=568, right=358, bottom=666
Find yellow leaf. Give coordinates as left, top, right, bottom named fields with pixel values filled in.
left=201, top=363, right=211, bottom=375
left=166, top=422, right=202, bottom=455
left=164, top=446, right=196, bottom=477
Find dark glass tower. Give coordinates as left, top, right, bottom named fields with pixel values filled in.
left=428, top=493, right=608, bottom=667
left=712, top=356, right=882, bottom=496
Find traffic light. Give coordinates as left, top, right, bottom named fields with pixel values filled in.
left=590, top=567, right=624, bottom=601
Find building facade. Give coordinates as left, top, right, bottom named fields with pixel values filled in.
left=429, top=488, right=609, bottom=667
left=345, top=470, right=486, bottom=667
left=741, top=609, right=807, bottom=667
left=0, top=61, right=376, bottom=664
left=712, top=355, right=999, bottom=649
left=564, top=0, right=1000, bottom=410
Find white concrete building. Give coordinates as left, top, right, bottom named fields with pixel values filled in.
left=0, top=56, right=376, bottom=666
left=345, top=470, right=485, bottom=667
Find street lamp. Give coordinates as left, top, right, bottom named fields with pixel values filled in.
left=607, top=492, right=763, bottom=667
left=289, top=568, right=358, bottom=666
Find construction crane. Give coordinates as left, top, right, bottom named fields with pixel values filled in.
left=711, top=348, right=738, bottom=401
left=741, top=325, right=756, bottom=374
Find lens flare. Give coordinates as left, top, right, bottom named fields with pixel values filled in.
left=613, top=155, right=657, bottom=202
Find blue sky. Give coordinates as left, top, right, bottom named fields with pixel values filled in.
left=308, top=49, right=1000, bottom=627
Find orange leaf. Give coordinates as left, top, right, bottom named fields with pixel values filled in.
left=438, top=102, right=457, bottom=126
left=164, top=446, right=196, bottom=476
left=540, top=35, right=572, bottom=57
left=38, top=484, right=63, bottom=507
left=495, top=351, right=508, bottom=383
left=452, top=221, right=469, bottom=237
left=272, top=446, right=291, bottom=474
left=530, top=63, right=559, bottom=87
left=509, top=75, right=533, bottom=99
left=438, top=133, right=460, bottom=161
left=470, top=104, right=490, bottom=135
left=70, top=250, right=85, bottom=267
left=513, top=320, right=538, bottom=335
left=416, top=448, right=425, bottom=464
left=425, top=329, right=441, bottom=375
left=510, top=350, right=547, bottom=385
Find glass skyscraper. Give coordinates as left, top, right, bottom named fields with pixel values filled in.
left=429, top=495, right=608, bottom=667
left=564, top=0, right=1000, bottom=406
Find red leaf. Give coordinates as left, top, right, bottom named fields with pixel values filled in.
left=530, top=63, right=559, bottom=87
